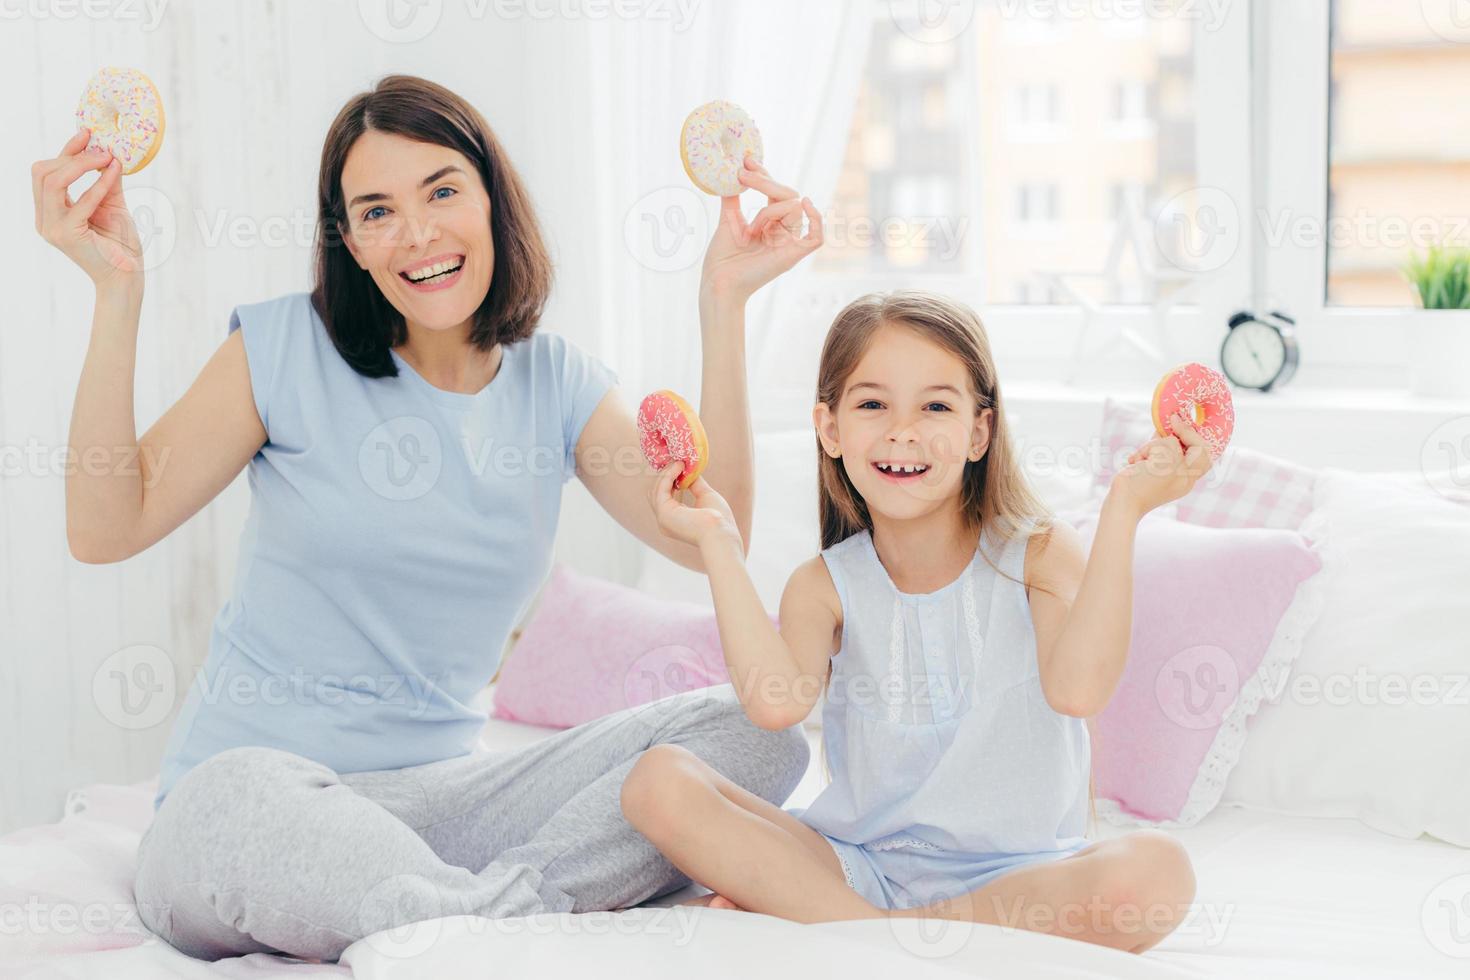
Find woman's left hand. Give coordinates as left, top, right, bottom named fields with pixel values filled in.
left=1109, top=412, right=1215, bottom=520
left=700, top=153, right=823, bottom=303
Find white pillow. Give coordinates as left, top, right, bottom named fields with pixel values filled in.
left=1221, top=467, right=1470, bottom=845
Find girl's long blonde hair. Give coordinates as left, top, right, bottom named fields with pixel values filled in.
left=810, top=291, right=1098, bottom=837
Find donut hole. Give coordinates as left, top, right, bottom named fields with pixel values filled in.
left=719, top=132, right=744, bottom=163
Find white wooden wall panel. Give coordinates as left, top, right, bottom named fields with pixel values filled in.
left=0, top=1, right=619, bottom=832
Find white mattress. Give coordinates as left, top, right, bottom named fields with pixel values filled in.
left=4, top=713, right=1465, bottom=979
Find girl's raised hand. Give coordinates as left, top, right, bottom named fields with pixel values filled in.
left=1110, top=412, right=1215, bottom=519
left=700, top=153, right=823, bottom=303
left=32, top=128, right=144, bottom=290
left=649, top=462, right=742, bottom=551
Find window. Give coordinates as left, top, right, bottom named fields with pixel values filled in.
left=1261, top=1, right=1468, bottom=382
left=812, top=1, right=1207, bottom=311
left=1012, top=82, right=1061, bottom=133
left=789, top=0, right=1456, bottom=395
left=1111, top=79, right=1151, bottom=123
left=1327, top=0, right=1470, bottom=307
left=1015, top=183, right=1059, bottom=224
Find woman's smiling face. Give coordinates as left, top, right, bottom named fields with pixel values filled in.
left=340, top=130, right=494, bottom=332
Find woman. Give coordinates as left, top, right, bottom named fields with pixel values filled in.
left=31, top=74, right=823, bottom=962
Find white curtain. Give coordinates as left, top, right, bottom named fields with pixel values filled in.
left=523, top=2, right=872, bottom=582
left=541, top=1, right=872, bottom=415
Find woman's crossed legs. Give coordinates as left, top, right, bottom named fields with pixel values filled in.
left=132, top=684, right=809, bottom=963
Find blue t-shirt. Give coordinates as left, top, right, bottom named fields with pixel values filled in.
left=153, top=292, right=618, bottom=810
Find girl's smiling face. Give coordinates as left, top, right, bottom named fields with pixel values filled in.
left=340, top=130, right=494, bottom=332
left=815, top=322, right=993, bottom=521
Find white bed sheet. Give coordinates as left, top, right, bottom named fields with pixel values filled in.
left=4, top=713, right=1465, bottom=979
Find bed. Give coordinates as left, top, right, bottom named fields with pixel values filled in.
left=4, top=696, right=1465, bottom=980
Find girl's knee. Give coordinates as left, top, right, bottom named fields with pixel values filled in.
left=1125, top=830, right=1196, bottom=904
left=1098, top=831, right=1195, bottom=941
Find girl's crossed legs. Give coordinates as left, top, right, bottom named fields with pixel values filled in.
left=621, top=744, right=1196, bottom=954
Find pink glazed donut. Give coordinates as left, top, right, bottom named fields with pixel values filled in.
left=638, top=390, right=709, bottom=491
left=1151, top=362, right=1235, bottom=461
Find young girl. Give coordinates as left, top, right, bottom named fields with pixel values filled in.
left=620, top=291, right=1213, bottom=955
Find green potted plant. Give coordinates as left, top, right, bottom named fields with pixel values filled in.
left=1403, top=244, right=1470, bottom=397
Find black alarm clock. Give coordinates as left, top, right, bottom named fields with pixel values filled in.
left=1220, top=310, right=1299, bottom=392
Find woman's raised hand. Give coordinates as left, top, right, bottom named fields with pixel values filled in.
left=700, top=153, right=823, bottom=303
left=32, top=128, right=144, bottom=291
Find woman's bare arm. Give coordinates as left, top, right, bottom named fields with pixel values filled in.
left=68, top=311, right=266, bottom=563
left=35, top=129, right=268, bottom=563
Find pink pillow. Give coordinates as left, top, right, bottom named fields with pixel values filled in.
left=1071, top=508, right=1326, bottom=826
left=490, top=564, right=773, bottom=729
left=1096, top=398, right=1318, bottom=531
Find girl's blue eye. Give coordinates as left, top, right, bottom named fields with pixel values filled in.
left=858, top=400, right=882, bottom=410
left=363, top=206, right=387, bottom=222
left=432, top=186, right=456, bottom=201
left=927, top=403, right=951, bottom=412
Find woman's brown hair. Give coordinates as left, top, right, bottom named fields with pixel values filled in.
left=810, top=290, right=1099, bottom=835
left=311, top=74, right=553, bottom=377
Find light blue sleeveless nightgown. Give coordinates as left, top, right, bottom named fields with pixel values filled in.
left=784, top=518, right=1093, bottom=911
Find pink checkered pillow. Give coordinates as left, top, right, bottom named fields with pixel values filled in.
left=1095, top=398, right=1318, bottom=530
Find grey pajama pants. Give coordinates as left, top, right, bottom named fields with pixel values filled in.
left=131, top=683, right=810, bottom=963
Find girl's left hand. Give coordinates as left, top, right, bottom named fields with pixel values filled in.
left=1109, top=412, right=1215, bottom=520
left=700, top=154, right=824, bottom=303
left=649, top=462, right=742, bottom=551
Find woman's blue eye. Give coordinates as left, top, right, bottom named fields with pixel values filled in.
left=363, top=206, right=388, bottom=222
left=927, top=403, right=951, bottom=412
left=858, top=400, right=882, bottom=410
left=432, top=186, right=457, bottom=201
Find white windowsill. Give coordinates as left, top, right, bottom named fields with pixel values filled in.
left=1004, top=379, right=1470, bottom=416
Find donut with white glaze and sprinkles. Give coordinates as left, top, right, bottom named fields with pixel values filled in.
left=680, top=100, right=763, bottom=197
left=75, top=67, right=165, bottom=175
